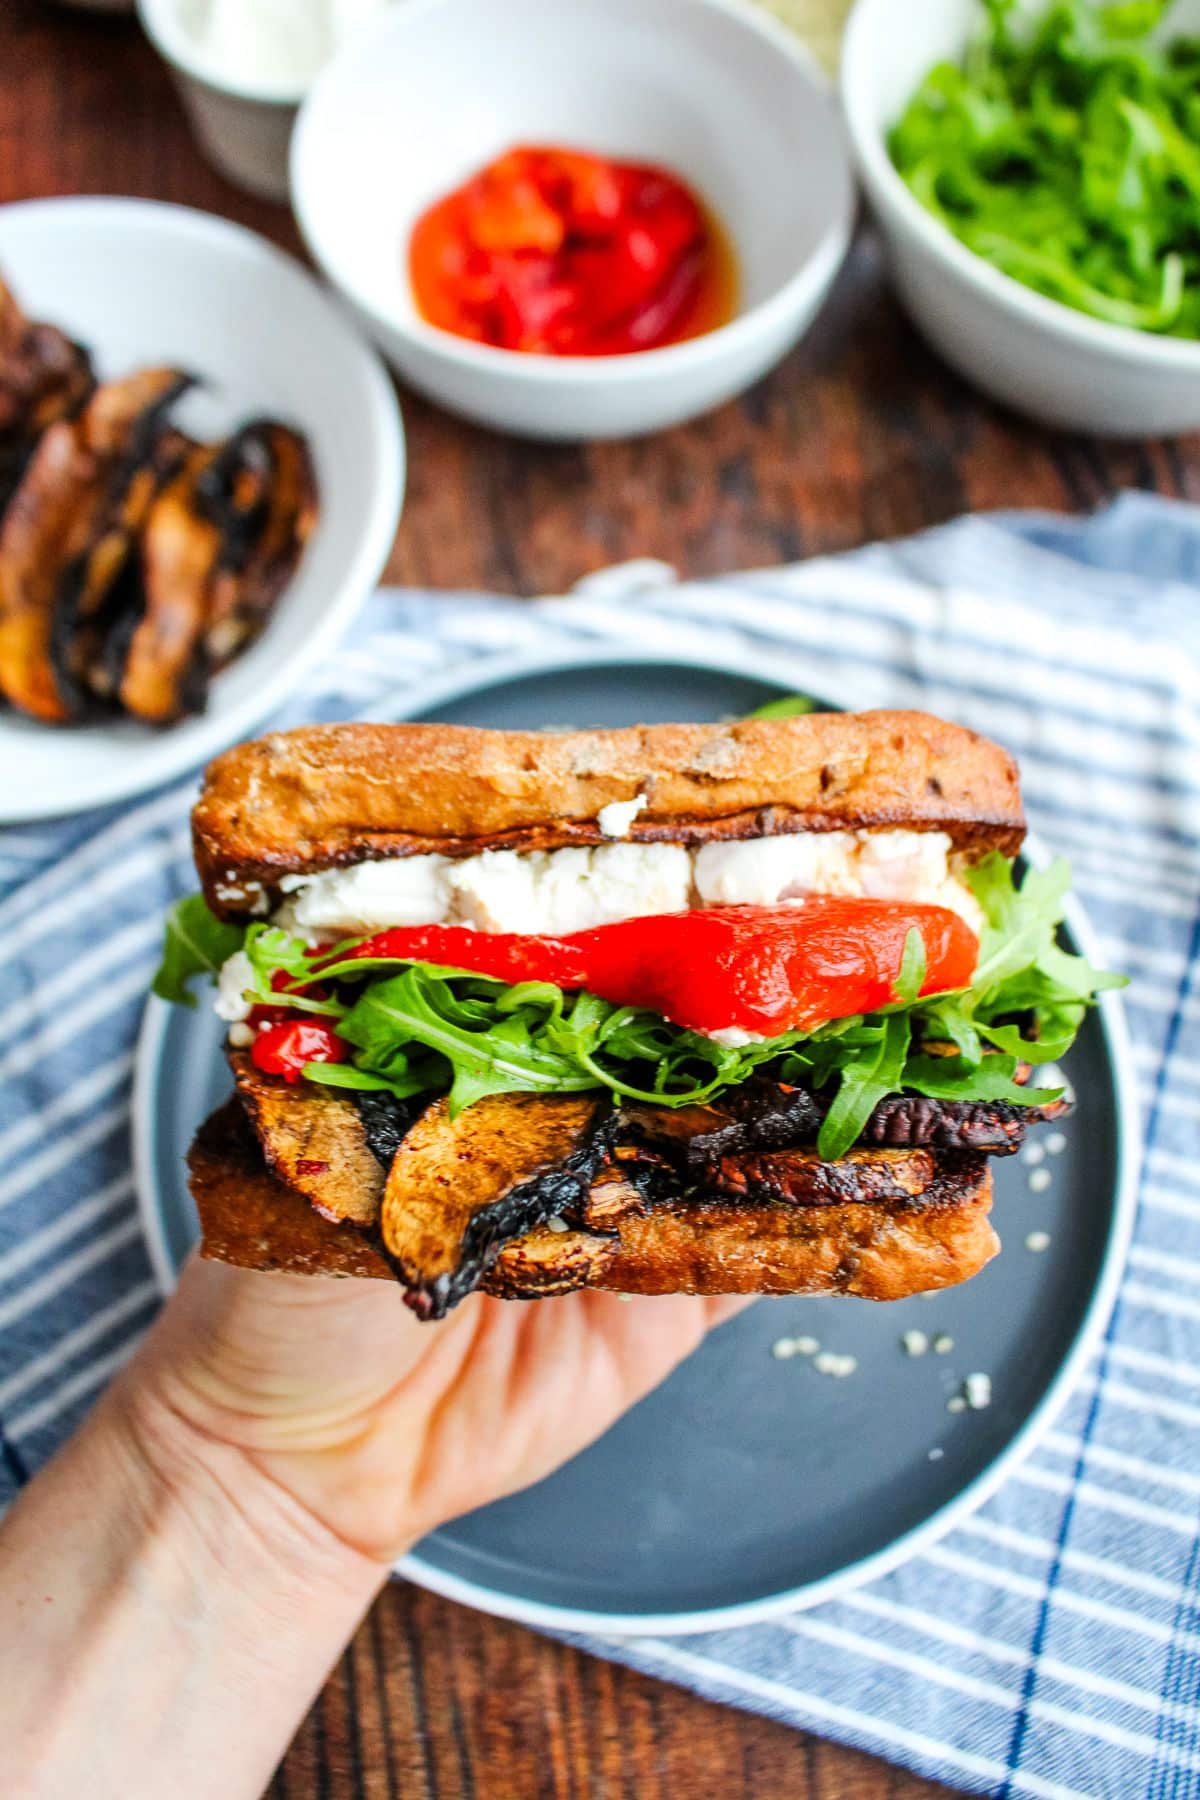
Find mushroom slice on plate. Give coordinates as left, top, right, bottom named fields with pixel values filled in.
left=114, top=422, right=318, bottom=722
left=116, top=421, right=318, bottom=723
left=202, top=421, right=318, bottom=669
left=0, top=367, right=189, bottom=721
left=0, top=277, right=94, bottom=518
left=380, top=1091, right=614, bottom=1319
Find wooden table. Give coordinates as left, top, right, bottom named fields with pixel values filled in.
left=6, top=6, right=1193, bottom=1796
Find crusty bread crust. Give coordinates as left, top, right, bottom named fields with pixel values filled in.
left=194, top=713, right=1024, bottom=916
left=187, top=1102, right=999, bottom=1301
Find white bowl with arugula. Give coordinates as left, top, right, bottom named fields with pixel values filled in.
left=842, top=0, right=1200, bottom=436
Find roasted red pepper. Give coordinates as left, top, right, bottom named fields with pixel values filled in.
left=409, top=144, right=737, bottom=356
left=250, top=1019, right=348, bottom=1083
left=332, top=901, right=978, bottom=1038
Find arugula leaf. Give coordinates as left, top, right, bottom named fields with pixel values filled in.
left=818, top=1011, right=912, bottom=1160
left=889, top=0, right=1200, bottom=340
left=152, top=896, right=245, bottom=1008
left=746, top=693, right=820, bottom=719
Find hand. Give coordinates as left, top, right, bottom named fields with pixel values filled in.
left=1, top=1260, right=745, bottom=1798
left=120, top=1259, right=749, bottom=1563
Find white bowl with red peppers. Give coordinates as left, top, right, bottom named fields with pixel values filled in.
left=290, top=0, right=856, bottom=440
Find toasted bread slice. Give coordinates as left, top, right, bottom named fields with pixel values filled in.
left=193, top=712, right=1025, bottom=915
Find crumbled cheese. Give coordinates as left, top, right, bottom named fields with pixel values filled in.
left=706, top=1026, right=769, bottom=1049
left=1038, top=1065, right=1075, bottom=1105
left=545, top=1216, right=569, bottom=1234
left=695, top=832, right=861, bottom=905
left=928, top=1446, right=945, bottom=1462
left=214, top=950, right=256, bottom=1022
left=1025, top=1231, right=1052, bottom=1253
left=1029, top=1168, right=1053, bottom=1194
left=932, top=1333, right=954, bottom=1355
left=964, top=1372, right=992, bottom=1411
left=901, top=1329, right=929, bottom=1357
left=947, top=1395, right=967, bottom=1414
left=276, top=855, right=454, bottom=936
left=1023, top=1142, right=1046, bottom=1167
left=277, top=828, right=983, bottom=942
left=772, top=1337, right=800, bottom=1360
left=813, top=1351, right=858, bottom=1378
left=276, top=843, right=692, bottom=940
left=227, top=1022, right=255, bottom=1048
left=596, top=792, right=648, bottom=838
left=1045, top=1132, right=1068, bottom=1156
left=793, top=1335, right=820, bottom=1356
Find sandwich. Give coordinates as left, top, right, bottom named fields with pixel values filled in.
left=156, top=710, right=1118, bottom=1319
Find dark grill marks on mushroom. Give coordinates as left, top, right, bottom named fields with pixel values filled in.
left=115, top=422, right=317, bottom=723
left=351, top=1089, right=432, bottom=1171
left=0, top=268, right=319, bottom=729
left=378, top=1093, right=618, bottom=1320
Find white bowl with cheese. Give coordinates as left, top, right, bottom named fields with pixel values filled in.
left=290, top=0, right=855, bottom=440
left=136, top=0, right=390, bottom=199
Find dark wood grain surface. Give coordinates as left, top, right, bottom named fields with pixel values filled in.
left=5, top=5, right=1190, bottom=1796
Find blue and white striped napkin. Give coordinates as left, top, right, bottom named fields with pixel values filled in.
left=1, top=493, right=1197, bottom=1799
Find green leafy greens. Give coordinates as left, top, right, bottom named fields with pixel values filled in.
left=153, top=895, right=246, bottom=1008
left=745, top=693, right=821, bottom=719
left=158, top=854, right=1122, bottom=1160
left=889, top=0, right=1200, bottom=337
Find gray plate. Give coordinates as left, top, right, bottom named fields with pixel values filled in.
left=133, top=645, right=1139, bottom=1636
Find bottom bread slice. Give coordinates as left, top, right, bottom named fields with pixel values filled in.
left=187, top=1101, right=999, bottom=1302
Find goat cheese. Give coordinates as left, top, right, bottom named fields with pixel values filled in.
left=214, top=950, right=256, bottom=1022
left=596, top=792, right=649, bottom=838
left=276, top=855, right=453, bottom=936
left=694, top=831, right=861, bottom=904
left=276, top=827, right=982, bottom=942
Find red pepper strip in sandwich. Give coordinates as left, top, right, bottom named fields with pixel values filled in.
left=251, top=1019, right=348, bottom=1083
left=327, top=900, right=978, bottom=1038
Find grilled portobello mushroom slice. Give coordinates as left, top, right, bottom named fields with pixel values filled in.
left=701, top=1144, right=938, bottom=1207
left=0, top=368, right=189, bottom=721
left=229, top=1050, right=389, bottom=1228
left=380, top=1092, right=614, bottom=1319
left=483, top=1220, right=621, bottom=1300
left=623, top=1077, right=1068, bottom=1168
left=201, top=421, right=317, bottom=668
left=0, top=277, right=93, bottom=517
left=856, top=1090, right=1069, bottom=1151
left=117, top=422, right=317, bottom=723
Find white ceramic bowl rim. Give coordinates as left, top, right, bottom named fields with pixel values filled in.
left=290, top=0, right=854, bottom=383
left=842, top=0, right=1200, bottom=371
left=136, top=0, right=314, bottom=105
